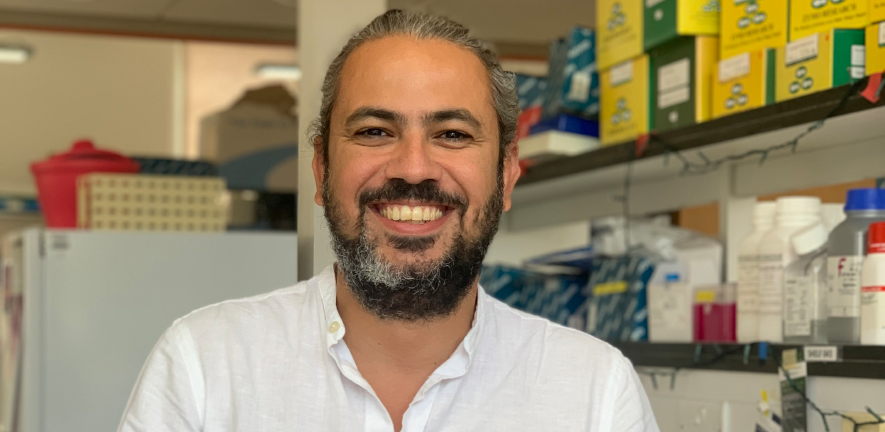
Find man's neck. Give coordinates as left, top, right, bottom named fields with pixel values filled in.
left=334, top=268, right=478, bottom=373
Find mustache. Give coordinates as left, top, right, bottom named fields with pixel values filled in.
left=358, top=179, right=468, bottom=212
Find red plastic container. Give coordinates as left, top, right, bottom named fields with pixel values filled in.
left=31, top=140, right=140, bottom=228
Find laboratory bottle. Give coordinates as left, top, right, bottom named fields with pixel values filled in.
left=737, top=201, right=776, bottom=343
left=827, top=188, right=885, bottom=344
left=783, top=222, right=829, bottom=344
left=758, top=196, right=821, bottom=343
left=860, top=222, right=885, bottom=345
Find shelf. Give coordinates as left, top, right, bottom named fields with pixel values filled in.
left=613, top=342, right=885, bottom=380
left=517, top=80, right=885, bottom=187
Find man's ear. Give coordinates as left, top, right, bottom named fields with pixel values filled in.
left=312, top=136, right=326, bottom=206
left=501, top=140, right=520, bottom=212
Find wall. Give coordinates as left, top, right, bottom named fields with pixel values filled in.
left=0, top=29, right=182, bottom=196
left=184, top=41, right=298, bottom=159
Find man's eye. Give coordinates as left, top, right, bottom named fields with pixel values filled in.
left=357, top=128, right=390, bottom=137
left=440, top=131, right=469, bottom=141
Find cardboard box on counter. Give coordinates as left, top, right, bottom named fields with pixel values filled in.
left=645, top=0, right=719, bottom=51
left=200, top=85, right=298, bottom=193
left=586, top=253, right=657, bottom=342
left=597, top=0, right=644, bottom=70
left=542, top=27, right=600, bottom=119
left=720, top=0, right=789, bottom=59
left=600, top=55, right=651, bottom=146
left=790, top=0, right=868, bottom=41
left=868, top=22, right=885, bottom=76
left=775, top=29, right=866, bottom=102
left=650, top=36, right=718, bottom=132
left=712, top=49, right=776, bottom=118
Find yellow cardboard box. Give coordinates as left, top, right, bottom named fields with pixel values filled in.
left=868, top=22, right=885, bottom=75
left=720, top=0, right=789, bottom=59
left=790, top=0, right=869, bottom=40
left=775, top=29, right=866, bottom=102
left=644, top=0, right=720, bottom=50
left=872, top=0, right=885, bottom=24
left=597, top=0, right=644, bottom=70
left=601, top=55, right=651, bottom=146
left=713, top=49, right=776, bottom=118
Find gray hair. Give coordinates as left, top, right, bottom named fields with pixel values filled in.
left=308, top=9, right=519, bottom=165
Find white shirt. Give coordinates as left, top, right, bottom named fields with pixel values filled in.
left=119, top=266, right=659, bottom=432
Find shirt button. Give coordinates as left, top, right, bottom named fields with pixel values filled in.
left=328, top=321, right=341, bottom=333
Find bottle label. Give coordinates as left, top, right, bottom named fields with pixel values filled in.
left=737, top=254, right=759, bottom=313
left=827, top=256, right=864, bottom=318
left=758, top=253, right=784, bottom=314
left=784, top=274, right=812, bottom=337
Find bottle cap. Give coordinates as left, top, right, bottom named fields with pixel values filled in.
left=844, top=188, right=885, bottom=211
left=791, top=222, right=828, bottom=256
left=776, top=196, right=821, bottom=216
left=868, top=222, right=885, bottom=254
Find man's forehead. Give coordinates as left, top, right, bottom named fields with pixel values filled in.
left=333, top=36, right=495, bottom=122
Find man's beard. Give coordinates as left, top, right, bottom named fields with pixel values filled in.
left=323, top=172, right=504, bottom=322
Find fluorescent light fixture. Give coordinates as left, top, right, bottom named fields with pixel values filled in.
left=0, top=46, right=31, bottom=64
left=255, top=64, right=302, bottom=81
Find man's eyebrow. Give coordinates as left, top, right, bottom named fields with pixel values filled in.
left=344, top=107, right=407, bottom=127
left=423, top=109, right=482, bottom=130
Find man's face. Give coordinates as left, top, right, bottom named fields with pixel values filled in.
left=314, top=36, right=519, bottom=320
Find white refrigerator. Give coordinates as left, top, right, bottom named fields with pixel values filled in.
left=0, top=229, right=299, bottom=432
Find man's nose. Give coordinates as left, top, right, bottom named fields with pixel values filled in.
left=383, top=131, right=443, bottom=184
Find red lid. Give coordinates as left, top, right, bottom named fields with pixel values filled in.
left=31, top=140, right=139, bottom=174
left=869, top=222, right=885, bottom=254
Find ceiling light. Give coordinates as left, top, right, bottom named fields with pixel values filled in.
left=255, top=64, right=302, bottom=81
left=0, top=46, right=32, bottom=64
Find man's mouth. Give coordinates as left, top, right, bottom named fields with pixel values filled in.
left=371, top=203, right=450, bottom=225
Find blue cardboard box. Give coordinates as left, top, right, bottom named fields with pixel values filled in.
left=515, top=74, right=548, bottom=111
left=543, top=27, right=600, bottom=119
left=528, top=114, right=600, bottom=137
left=586, top=253, right=656, bottom=342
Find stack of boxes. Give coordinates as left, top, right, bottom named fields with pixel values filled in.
left=598, top=0, right=719, bottom=145
left=592, top=0, right=880, bottom=144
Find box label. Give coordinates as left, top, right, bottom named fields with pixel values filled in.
left=803, top=346, right=840, bottom=362
left=610, top=60, right=634, bottom=86
left=790, top=0, right=869, bottom=41
left=598, top=0, right=644, bottom=69
left=659, top=86, right=690, bottom=108
left=658, top=58, right=690, bottom=91
left=720, top=0, right=788, bottom=59
left=566, top=71, right=593, bottom=102
left=786, top=34, right=820, bottom=66
left=880, top=22, right=885, bottom=46
left=719, top=52, right=752, bottom=82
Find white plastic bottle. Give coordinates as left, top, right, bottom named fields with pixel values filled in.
left=783, top=222, right=829, bottom=344
left=737, top=201, right=776, bottom=343
left=757, top=196, right=822, bottom=343
left=861, top=222, right=885, bottom=345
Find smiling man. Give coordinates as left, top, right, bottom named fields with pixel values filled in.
left=119, top=10, right=658, bottom=432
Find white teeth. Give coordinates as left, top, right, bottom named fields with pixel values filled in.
left=378, top=205, right=445, bottom=223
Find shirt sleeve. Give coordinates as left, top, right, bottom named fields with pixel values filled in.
left=117, top=322, right=204, bottom=432
left=608, top=354, right=660, bottom=432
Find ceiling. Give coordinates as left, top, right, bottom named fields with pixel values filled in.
left=0, top=0, right=595, bottom=49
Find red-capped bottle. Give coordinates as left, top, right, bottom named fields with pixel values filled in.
left=860, top=222, right=885, bottom=345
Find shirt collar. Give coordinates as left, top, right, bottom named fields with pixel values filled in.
left=316, top=264, right=488, bottom=373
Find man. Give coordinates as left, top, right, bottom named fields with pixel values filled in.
left=119, top=10, right=658, bottom=432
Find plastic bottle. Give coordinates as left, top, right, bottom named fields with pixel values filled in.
left=783, top=222, right=829, bottom=344
left=860, top=222, right=885, bottom=345
left=821, top=203, right=846, bottom=232
left=737, top=201, right=776, bottom=343
left=758, top=196, right=821, bottom=343
left=827, top=189, right=885, bottom=344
